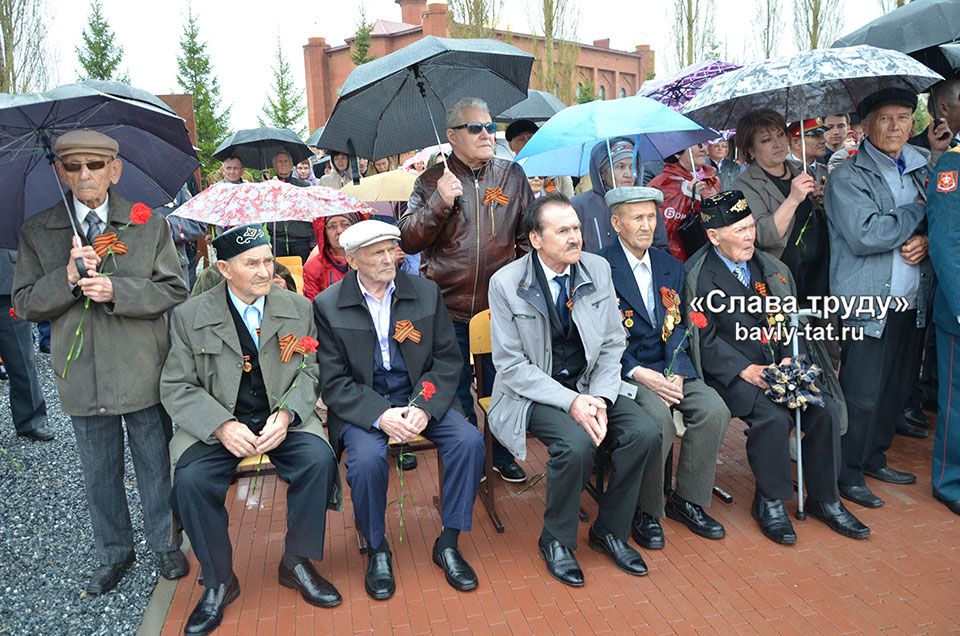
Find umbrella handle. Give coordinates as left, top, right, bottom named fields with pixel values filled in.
left=43, top=143, right=92, bottom=277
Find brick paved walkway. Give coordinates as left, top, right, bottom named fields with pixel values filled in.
left=160, top=416, right=960, bottom=635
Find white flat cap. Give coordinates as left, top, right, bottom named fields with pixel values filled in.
left=339, top=219, right=401, bottom=253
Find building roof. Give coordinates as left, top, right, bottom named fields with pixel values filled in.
left=371, top=19, right=420, bottom=36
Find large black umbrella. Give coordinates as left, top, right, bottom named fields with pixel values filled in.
left=306, top=126, right=324, bottom=148
left=493, top=89, right=567, bottom=123
left=318, top=36, right=533, bottom=160
left=832, top=0, right=960, bottom=77
left=79, top=79, right=176, bottom=113
left=212, top=127, right=312, bottom=170
left=0, top=83, right=199, bottom=250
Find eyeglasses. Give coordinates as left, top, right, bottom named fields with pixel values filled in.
left=61, top=158, right=113, bottom=172
left=450, top=121, right=497, bottom=135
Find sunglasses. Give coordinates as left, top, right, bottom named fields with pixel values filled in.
left=451, top=121, right=497, bottom=135
left=61, top=158, right=113, bottom=172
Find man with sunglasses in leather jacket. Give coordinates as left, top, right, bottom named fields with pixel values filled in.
left=399, top=97, right=534, bottom=483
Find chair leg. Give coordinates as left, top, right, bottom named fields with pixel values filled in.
left=356, top=527, right=368, bottom=554
left=480, top=413, right=504, bottom=533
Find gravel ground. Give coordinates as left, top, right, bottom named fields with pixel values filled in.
left=0, top=340, right=160, bottom=636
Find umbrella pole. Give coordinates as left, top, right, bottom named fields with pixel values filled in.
left=42, top=140, right=89, bottom=277
left=605, top=138, right=616, bottom=188
left=791, top=312, right=806, bottom=520
left=415, top=73, right=451, bottom=171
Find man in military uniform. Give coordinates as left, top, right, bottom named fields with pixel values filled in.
left=161, top=225, right=341, bottom=635
left=926, top=147, right=960, bottom=516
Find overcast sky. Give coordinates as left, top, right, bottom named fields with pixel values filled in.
left=44, top=0, right=884, bottom=135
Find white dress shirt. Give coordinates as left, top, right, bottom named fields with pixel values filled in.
left=74, top=194, right=109, bottom=235
left=619, top=239, right=655, bottom=324
left=545, top=264, right=572, bottom=304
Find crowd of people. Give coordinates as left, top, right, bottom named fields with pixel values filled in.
left=3, top=78, right=960, bottom=636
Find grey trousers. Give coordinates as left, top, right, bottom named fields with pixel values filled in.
left=71, top=404, right=177, bottom=564
left=631, top=378, right=730, bottom=516
left=527, top=395, right=659, bottom=549
left=0, top=295, right=47, bottom=434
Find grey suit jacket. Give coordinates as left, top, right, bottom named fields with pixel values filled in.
left=487, top=251, right=636, bottom=460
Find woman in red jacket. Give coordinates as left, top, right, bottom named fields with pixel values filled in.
left=647, top=142, right=722, bottom=262
left=303, top=213, right=366, bottom=300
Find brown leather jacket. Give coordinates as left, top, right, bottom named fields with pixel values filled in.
left=399, top=152, right=533, bottom=323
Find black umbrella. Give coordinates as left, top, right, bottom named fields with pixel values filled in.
left=79, top=79, right=176, bottom=114
left=318, top=36, right=533, bottom=160
left=0, top=83, right=199, bottom=250
left=212, top=127, right=312, bottom=170
left=832, top=0, right=960, bottom=77
left=306, top=126, right=325, bottom=148
left=493, top=89, right=567, bottom=123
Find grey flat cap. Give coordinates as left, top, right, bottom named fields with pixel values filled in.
left=605, top=186, right=664, bottom=210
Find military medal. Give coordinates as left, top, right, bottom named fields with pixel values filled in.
left=242, top=355, right=252, bottom=373
left=624, top=309, right=634, bottom=328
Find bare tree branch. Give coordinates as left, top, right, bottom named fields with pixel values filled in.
left=447, top=0, right=503, bottom=38
left=793, top=0, right=844, bottom=51
left=0, top=0, right=54, bottom=93
left=671, top=0, right=717, bottom=69
left=528, top=0, right=581, bottom=103
left=754, top=0, right=782, bottom=59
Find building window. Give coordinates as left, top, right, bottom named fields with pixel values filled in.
left=599, top=85, right=606, bottom=100
left=619, top=87, right=626, bottom=98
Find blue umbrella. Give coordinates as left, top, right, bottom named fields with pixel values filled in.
left=0, top=83, right=199, bottom=250
left=514, top=95, right=716, bottom=178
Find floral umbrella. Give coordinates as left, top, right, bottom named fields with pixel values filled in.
left=173, top=180, right=373, bottom=226
left=638, top=59, right=740, bottom=110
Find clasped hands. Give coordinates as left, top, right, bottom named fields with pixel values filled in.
left=569, top=394, right=608, bottom=446
left=214, top=410, right=292, bottom=458
left=377, top=406, right=429, bottom=444
left=66, top=236, right=114, bottom=303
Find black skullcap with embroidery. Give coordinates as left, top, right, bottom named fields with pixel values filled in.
left=700, top=190, right=753, bottom=229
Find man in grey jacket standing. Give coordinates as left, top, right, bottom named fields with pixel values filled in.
left=487, top=193, right=659, bottom=587
left=824, top=88, right=949, bottom=508
left=13, top=129, right=189, bottom=595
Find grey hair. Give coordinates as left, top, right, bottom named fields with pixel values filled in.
left=446, top=97, right=489, bottom=129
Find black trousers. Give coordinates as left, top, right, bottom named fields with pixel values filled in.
left=170, top=433, right=337, bottom=588
left=527, top=395, right=659, bottom=549
left=839, top=311, right=922, bottom=486
left=741, top=388, right=841, bottom=502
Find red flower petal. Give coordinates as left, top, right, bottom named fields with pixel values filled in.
left=688, top=311, right=708, bottom=329
left=298, top=336, right=319, bottom=354
left=129, top=202, right=152, bottom=225
left=421, top=380, right=436, bottom=401
left=8, top=308, right=17, bottom=319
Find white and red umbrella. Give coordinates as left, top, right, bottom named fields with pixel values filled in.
left=174, top=180, right=373, bottom=226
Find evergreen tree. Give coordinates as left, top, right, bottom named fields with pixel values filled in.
left=176, top=5, right=231, bottom=176
left=576, top=80, right=597, bottom=104
left=259, top=38, right=306, bottom=137
left=351, top=8, right=376, bottom=66
left=76, top=0, right=127, bottom=81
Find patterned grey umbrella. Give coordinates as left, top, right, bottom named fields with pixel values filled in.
left=832, top=0, right=960, bottom=78
left=494, top=89, right=567, bottom=123
left=682, top=45, right=943, bottom=131
left=318, top=36, right=533, bottom=160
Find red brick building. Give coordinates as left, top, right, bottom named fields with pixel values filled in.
left=303, top=0, right=655, bottom=132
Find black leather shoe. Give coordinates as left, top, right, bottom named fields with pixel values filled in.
left=279, top=557, right=341, bottom=607
left=806, top=500, right=870, bottom=539
left=184, top=575, right=240, bottom=635
left=665, top=493, right=725, bottom=540
left=432, top=539, right=478, bottom=591
left=904, top=406, right=931, bottom=428
left=493, top=460, right=527, bottom=483
left=18, top=425, right=54, bottom=442
left=364, top=551, right=395, bottom=600
left=751, top=494, right=796, bottom=545
left=398, top=452, right=418, bottom=471
left=156, top=549, right=189, bottom=580
left=630, top=511, right=664, bottom=550
left=896, top=420, right=929, bottom=439
left=588, top=526, right=648, bottom=576
left=85, top=554, right=134, bottom=594
left=864, top=466, right=917, bottom=485
left=538, top=538, right=584, bottom=587
left=933, top=491, right=960, bottom=516
left=839, top=483, right=884, bottom=508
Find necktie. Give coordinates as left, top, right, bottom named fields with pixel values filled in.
left=554, top=274, right=570, bottom=333
left=84, top=211, right=102, bottom=245
left=640, top=262, right=656, bottom=324
left=733, top=264, right=749, bottom=287
left=244, top=305, right=261, bottom=348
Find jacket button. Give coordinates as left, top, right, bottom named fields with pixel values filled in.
left=229, top=402, right=235, bottom=408
left=237, top=363, right=242, bottom=368
left=98, top=408, right=106, bottom=415
left=200, top=347, right=205, bottom=353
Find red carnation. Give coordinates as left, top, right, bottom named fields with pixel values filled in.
left=129, top=202, right=152, bottom=225
left=760, top=334, right=769, bottom=345
left=421, top=381, right=436, bottom=401
left=299, top=336, right=319, bottom=354
left=688, top=311, right=707, bottom=329
left=8, top=308, right=17, bottom=319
